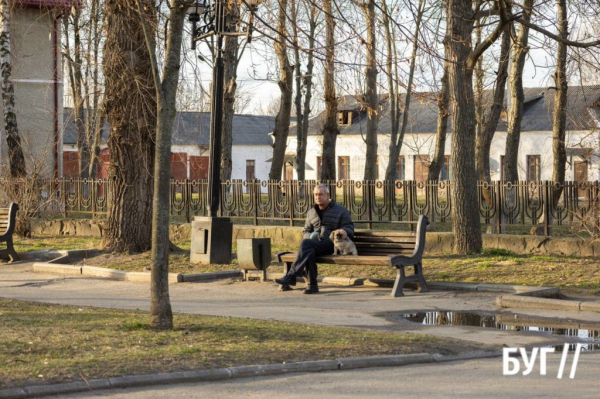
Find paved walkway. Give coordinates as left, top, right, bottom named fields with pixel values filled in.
left=3, top=261, right=600, bottom=349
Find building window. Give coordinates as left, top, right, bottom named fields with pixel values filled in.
left=398, top=156, right=405, bottom=180
left=440, top=155, right=451, bottom=181
left=246, top=160, right=255, bottom=181
left=526, top=155, right=541, bottom=181
left=337, top=111, right=353, bottom=126
left=338, top=156, right=350, bottom=180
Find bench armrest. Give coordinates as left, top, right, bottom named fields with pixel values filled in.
left=276, top=251, right=293, bottom=263
left=389, top=254, right=417, bottom=267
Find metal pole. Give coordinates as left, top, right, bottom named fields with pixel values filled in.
left=207, top=32, right=224, bottom=217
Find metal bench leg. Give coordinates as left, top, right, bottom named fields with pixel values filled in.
left=391, top=268, right=405, bottom=297
left=415, top=262, right=429, bottom=293
left=3, top=239, right=19, bottom=262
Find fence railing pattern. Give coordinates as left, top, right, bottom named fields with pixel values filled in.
left=1, top=178, right=598, bottom=233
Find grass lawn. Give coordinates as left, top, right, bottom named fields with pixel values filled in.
left=0, top=299, right=484, bottom=389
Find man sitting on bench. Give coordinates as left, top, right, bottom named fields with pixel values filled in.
left=275, top=184, right=354, bottom=294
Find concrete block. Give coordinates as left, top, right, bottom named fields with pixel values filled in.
left=579, top=302, right=600, bottom=313
left=62, top=220, right=77, bottom=235
left=498, top=294, right=581, bottom=311
left=295, top=360, right=339, bottom=372
left=515, top=286, right=560, bottom=298
left=228, top=364, right=292, bottom=378
left=476, top=283, right=519, bottom=293
left=428, top=282, right=478, bottom=291
left=322, top=277, right=354, bottom=286
left=182, top=271, right=241, bottom=282
left=337, top=353, right=433, bottom=370
left=82, top=266, right=127, bottom=280
left=31, top=220, right=62, bottom=236
left=0, top=388, right=27, bottom=398
left=76, top=220, right=102, bottom=237
left=24, top=381, right=91, bottom=397
left=125, top=272, right=151, bottom=283
left=33, top=262, right=81, bottom=275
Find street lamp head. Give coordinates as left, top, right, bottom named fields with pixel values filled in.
left=186, top=0, right=209, bottom=22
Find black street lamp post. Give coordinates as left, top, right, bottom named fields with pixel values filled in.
left=188, top=0, right=264, bottom=264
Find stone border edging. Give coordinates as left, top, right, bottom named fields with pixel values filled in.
left=0, top=351, right=501, bottom=399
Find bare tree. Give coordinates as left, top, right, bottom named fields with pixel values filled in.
left=320, top=0, right=338, bottom=181
left=136, top=0, right=191, bottom=330
left=476, top=25, right=510, bottom=189
left=551, top=0, right=568, bottom=199
left=102, top=0, right=156, bottom=253
left=385, top=0, right=425, bottom=181
left=504, top=0, right=535, bottom=182
left=1, top=0, right=26, bottom=178
left=427, top=64, right=449, bottom=181
left=361, top=0, right=378, bottom=180
left=268, top=0, right=294, bottom=180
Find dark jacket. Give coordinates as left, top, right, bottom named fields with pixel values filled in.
left=302, top=201, right=354, bottom=240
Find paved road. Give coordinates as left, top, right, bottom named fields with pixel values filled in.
left=52, top=353, right=600, bottom=398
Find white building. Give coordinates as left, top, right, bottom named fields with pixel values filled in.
left=285, top=86, right=600, bottom=182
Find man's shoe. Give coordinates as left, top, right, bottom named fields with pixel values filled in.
left=275, top=275, right=297, bottom=286
left=303, top=286, right=319, bottom=294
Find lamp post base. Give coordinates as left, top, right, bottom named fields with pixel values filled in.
left=190, top=216, right=233, bottom=264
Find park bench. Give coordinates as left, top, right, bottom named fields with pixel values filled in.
left=0, top=203, right=19, bottom=262
left=277, top=215, right=429, bottom=297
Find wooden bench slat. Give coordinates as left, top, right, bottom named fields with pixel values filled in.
left=354, top=231, right=416, bottom=238
left=356, top=242, right=416, bottom=248
left=354, top=238, right=417, bottom=245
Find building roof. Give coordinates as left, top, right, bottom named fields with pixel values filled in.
left=62, top=111, right=276, bottom=146
left=307, top=86, right=600, bottom=136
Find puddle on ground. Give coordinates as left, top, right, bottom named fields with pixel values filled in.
left=400, top=311, right=600, bottom=350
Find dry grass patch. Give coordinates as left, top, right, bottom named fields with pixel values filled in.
left=0, top=298, right=483, bottom=389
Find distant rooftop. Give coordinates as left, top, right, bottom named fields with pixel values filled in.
left=63, top=111, right=277, bottom=146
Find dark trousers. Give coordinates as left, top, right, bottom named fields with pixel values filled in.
left=288, top=238, right=334, bottom=286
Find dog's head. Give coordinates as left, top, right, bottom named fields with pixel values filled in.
left=329, top=229, right=346, bottom=243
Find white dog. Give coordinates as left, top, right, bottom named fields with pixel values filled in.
left=329, top=229, right=358, bottom=256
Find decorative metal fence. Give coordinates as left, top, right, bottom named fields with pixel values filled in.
left=1, top=178, right=598, bottom=234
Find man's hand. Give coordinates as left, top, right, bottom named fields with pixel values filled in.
left=338, top=229, right=348, bottom=240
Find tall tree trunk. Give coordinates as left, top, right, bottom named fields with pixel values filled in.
left=428, top=64, right=450, bottom=181
left=476, top=25, right=510, bottom=189
left=382, top=0, right=400, bottom=181
left=446, top=0, right=482, bottom=254
left=87, top=0, right=103, bottom=178
left=137, top=0, right=188, bottom=330
left=0, top=0, right=26, bottom=178
left=362, top=0, right=378, bottom=181
left=320, top=0, right=338, bottom=181
left=385, top=0, right=424, bottom=181
left=268, top=0, right=294, bottom=180
left=298, top=5, right=316, bottom=182
left=504, top=0, right=535, bottom=182
left=64, top=10, right=90, bottom=179
left=551, top=0, right=568, bottom=200
left=103, top=0, right=156, bottom=253
left=221, top=2, right=240, bottom=183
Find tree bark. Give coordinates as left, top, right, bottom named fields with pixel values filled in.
left=446, top=0, right=482, bottom=254
left=268, top=0, right=294, bottom=180
left=362, top=0, right=378, bottom=181
left=137, top=0, right=188, bottom=330
left=102, top=0, right=156, bottom=253
left=428, top=64, right=450, bottom=181
left=551, top=0, right=568, bottom=200
left=320, top=0, right=338, bottom=181
left=221, top=3, right=240, bottom=184
left=504, top=0, right=534, bottom=182
left=476, top=26, right=510, bottom=190
left=0, top=0, right=26, bottom=178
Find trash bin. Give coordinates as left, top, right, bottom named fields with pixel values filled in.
left=237, top=238, right=271, bottom=281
